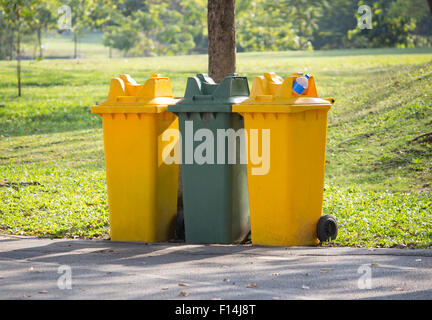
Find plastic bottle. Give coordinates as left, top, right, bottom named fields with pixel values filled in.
left=292, top=74, right=310, bottom=95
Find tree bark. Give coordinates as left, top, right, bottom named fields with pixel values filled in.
left=74, top=33, right=77, bottom=59
left=207, top=0, right=236, bottom=83
left=10, top=28, right=14, bottom=60
left=17, top=23, right=21, bottom=97
left=37, top=27, right=42, bottom=59
left=428, top=0, right=432, bottom=14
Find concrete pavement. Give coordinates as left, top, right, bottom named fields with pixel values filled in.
left=0, top=235, right=431, bottom=300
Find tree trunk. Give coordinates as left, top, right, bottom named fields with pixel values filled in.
left=109, top=46, right=112, bottom=59
left=74, top=33, right=77, bottom=59
left=428, top=0, right=432, bottom=14
left=207, top=0, right=236, bottom=83
left=37, top=27, right=42, bottom=59
left=10, top=29, right=14, bottom=60
left=17, top=24, right=21, bottom=97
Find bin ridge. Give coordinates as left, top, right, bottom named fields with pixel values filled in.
left=251, top=72, right=317, bottom=99
left=118, top=73, right=173, bottom=99
left=92, top=74, right=179, bottom=114
left=169, top=73, right=250, bottom=114
left=234, top=72, right=334, bottom=113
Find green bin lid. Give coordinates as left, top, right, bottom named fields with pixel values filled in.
left=168, top=73, right=250, bottom=113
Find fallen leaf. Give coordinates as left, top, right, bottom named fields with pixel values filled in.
left=178, top=283, right=189, bottom=287
left=271, top=273, right=280, bottom=276
left=301, top=285, right=310, bottom=290
left=38, top=290, right=48, bottom=294
left=27, top=267, right=40, bottom=273
left=161, top=288, right=169, bottom=290
left=179, top=291, right=188, bottom=297
left=272, top=296, right=280, bottom=300
left=371, top=263, right=379, bottom=267
left=395, top=287, right=404, bottom=291
left=245, top=283, right=257, bottom=288
left=320, top=268, right=334, bottom=273
left=223, top=278, right=230, bottom=282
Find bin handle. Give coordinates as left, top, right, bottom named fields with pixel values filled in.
left=192, top=95, right=214, bottom=101
left=323, top=97, right=335, bottom=104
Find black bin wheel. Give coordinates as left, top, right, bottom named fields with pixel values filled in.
left=317, top=215, right=338, bottom=242
left=175, top=210, right=185, bottom=241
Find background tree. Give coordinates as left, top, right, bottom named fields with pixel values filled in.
left=1, top=0, right=431, bottom=62
left=237, top=0, right=301, bottom=52
left=178, top=0, right=207, bottom=54
left=347, top=0, right=426, bottom=48
left=27, top=0, right=56, bottom=59
left=86, top=0, right=122, bottom=58
left=0, top=7, right=15, bottom=60
left=312, top=0, right=357, bottom=50
left=100, top=0, right=207, bottom=57
left=61, top=0, right=88, bottom=59
left=102, top=19, right=140, bottom=57
left=1, top=0, right=37, bottom=96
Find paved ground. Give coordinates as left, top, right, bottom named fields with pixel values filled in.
left=0, top=234, right=431, bottom=300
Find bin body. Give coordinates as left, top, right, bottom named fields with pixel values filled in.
left=233, top=73, right=334, bottom=246
left=168, top=73, right=250, bottom=244
left=92, top=74, right=179, bottom=242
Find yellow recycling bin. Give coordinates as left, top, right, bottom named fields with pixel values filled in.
left=91, top=74, right=179, bottom=242
left=233, top=72, right=335, bottom=246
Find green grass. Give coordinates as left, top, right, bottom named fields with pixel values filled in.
left=0, top=47, right=431, bottom=247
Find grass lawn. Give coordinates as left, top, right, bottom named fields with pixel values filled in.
left=0, top=47, right=431, bottom=248
left=21, top=32, right=119, bottom=59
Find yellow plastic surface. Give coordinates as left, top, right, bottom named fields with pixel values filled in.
left=233, top=72, right=334, bottom=246
left=91, top=74, right=179, bottom=242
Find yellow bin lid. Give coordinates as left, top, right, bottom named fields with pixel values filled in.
left=91, top=74, right=179, bottom=114
left=233, top=72, right=334, bottom=113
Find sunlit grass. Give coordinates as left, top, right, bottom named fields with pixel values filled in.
left=0, top=47, right=431, bottom=247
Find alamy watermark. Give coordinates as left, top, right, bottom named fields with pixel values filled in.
left=58, top=5, right=72, bottom=31
left=357, top=264, right=372, bottom=289
left=162, top=121, right=270, bottom=175
left=57, top=265, right=72, bottom=290
left=358, top=5, right=372, bottom=30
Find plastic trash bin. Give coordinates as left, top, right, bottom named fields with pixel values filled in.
left=167, top=73, right=250, bottom=244
left=232, top=72, right=336, bottom=246
left=91, top=74, right=179, bottom=242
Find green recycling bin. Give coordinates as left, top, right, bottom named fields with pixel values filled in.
left=168, top=73, right=250, bottom=244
